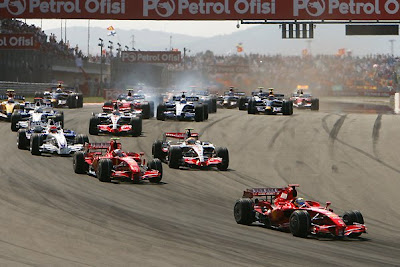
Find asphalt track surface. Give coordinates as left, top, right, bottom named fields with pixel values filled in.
left=1, top=101, right=400, bottom=266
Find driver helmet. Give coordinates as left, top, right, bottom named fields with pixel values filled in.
left=186, top=137, right=197, bottom=145
left=50, top=125, right=58, bottom=133
left=7, top=97, right=14, bottom=103
left=294, top=197, right=306, bottom=208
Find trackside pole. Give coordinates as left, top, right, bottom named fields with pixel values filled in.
left=395, top=93, right=400, bottom=114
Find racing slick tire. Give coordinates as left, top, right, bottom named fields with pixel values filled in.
left=30, top=133, right=43, bottom=156
left=289, top=210, right=311, bottom=238
left=203, top=104, right=209, bottom=120
left=211, top=98, right=217, bottom=113
left=282, top=101, right=293, bottom=115
left=195, top=105, right=204, bottom=122
left=216, top=147, right=229, bottom=171
left=147, top=158, right=163, bottom=183
left=342, top=210, right=364, bottom=237
left=97, top=159, right=113, bottom=182
left=152, top=140, right=166, bottom=161
left=55, top=113, right=64, bottom=128
left=248, top=99, right=256, bottom=114
left=130, top=117, right=142, bottom=137
left=73, top=151, right=89, bottom=174
left=311, top=98, right=319, bottom=111
left=239, top=97, right=247, bottom=110
left=149, top=101, right=155, bottom=118
left=89, top=117, right=100, bottom=135
left=234, top=198, right=255, bottom=225
left=74, top=134, right=89, bottom=145
left=17, top=129, right=28, bottom=150
left=11, top=113, right=21, bottom=132
left=141, top=103, right=151, bottom=119
left=77, top=94, right=84, bottom=108
left=168, top=146, right=182, bottom=169
left=67, top=95, right=77, bottom=109
left=157, top=104, right=166, bottom=121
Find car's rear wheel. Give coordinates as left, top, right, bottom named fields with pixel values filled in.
left=234, top=198, right=255, bottom=225
left=30, top=133, right=43, bottom=156
left=73, top=151, right=88, bottom=174
left=97, top=159, right=113, bottom=182
left=248, top=99, right=256, bottom=114
left=168, top=146, right=182, bottom=169
left=55, top=113, right=64, bottom=128
left=157, top=104, right=166, bottom=121
left=311, top=98, right=320, bottom=111
left=216, top=147, right=229, bottom=171
left=11, top=113, right=21, bottom=132
left=289, top=210, right=311, bottom=238
left=239, top=97, right=247, bottom=110
left=130, top=117, right=142, bottom=137
left=195, top=105, right=204, bottom=122
left=74, top=134, right=89, bottom=145
left=147, top=158, right=163, bottom=183
left=152, top=140, right=166, bottom=161
left=140, top=103, right=151, bottom=119
left=203, top=104, right=209, bottom=120
left=89, top=117, right=99, bottom=135
left=17, top=129, right=28, bottom=150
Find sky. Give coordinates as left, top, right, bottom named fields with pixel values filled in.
left=25, top=19, right=256, bottom=37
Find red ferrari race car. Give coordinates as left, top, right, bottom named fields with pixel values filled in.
left=152, top=129, right=229, bottom=170
left=234, top=184, right=366, bottom=238
left=73, top=139, right=162, bottom=183
left=102, top=100, right=132, bottom=113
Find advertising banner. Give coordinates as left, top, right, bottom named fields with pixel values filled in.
left=2, top=0, right=400, bottom=20
left=0, top=34, right=39, bottom=50
left=121, top=51, right=182, bottom=64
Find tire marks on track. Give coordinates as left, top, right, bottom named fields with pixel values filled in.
left=372, top=114, right=382, bottom=157
left=321, top=114, right=400, bottom=174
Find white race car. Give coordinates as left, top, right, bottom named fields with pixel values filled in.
left=156, top=93, right=208, bottom=122
left=17, top=117, right=88, bottom=156
left=11, top=102, right=63, bottom=132
left=152, top=129, right=229, bottom=170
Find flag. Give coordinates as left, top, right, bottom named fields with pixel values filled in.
left=337, top=48, right=346, bottom=56
left=236, top=43, right=243, bottom=53
left=107, top=25, right=117, bottom=36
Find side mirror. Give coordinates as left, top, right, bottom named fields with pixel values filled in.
left=325, top=201, right=331, bottom=209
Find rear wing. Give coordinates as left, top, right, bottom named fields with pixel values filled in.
left=164, top=132, right=199, bottom=139
left=243, top=184, right=299, bottom=198
left=0, top=95, right=25, bottom=100
left=86, top=143, right=111, bottom=150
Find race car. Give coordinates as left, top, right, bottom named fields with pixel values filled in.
left=217, top=87, right=246, bottom=109
left=11, top=102, right=63, bottom=132
left=247, top=88, right=293, bottom=115
left=116, top=89, right=155, bottom=119
left=290, top=88, right=319, bottom=110
left=35, top=84, right=83, bottom=109
left=0, top=90, right=25, bottom=121
left=156, top=93, right=208, bottom=122
left=73, top=138, right=162, bottom=183
left=152, top=129, right=229, bottom=170
left=188, top=87, right=217, bottom=113
left=17, top=117, right=88, bottom=156
left=89, top=106, right=142, bottom=137
left=234, top=184, right=367, bottom=238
